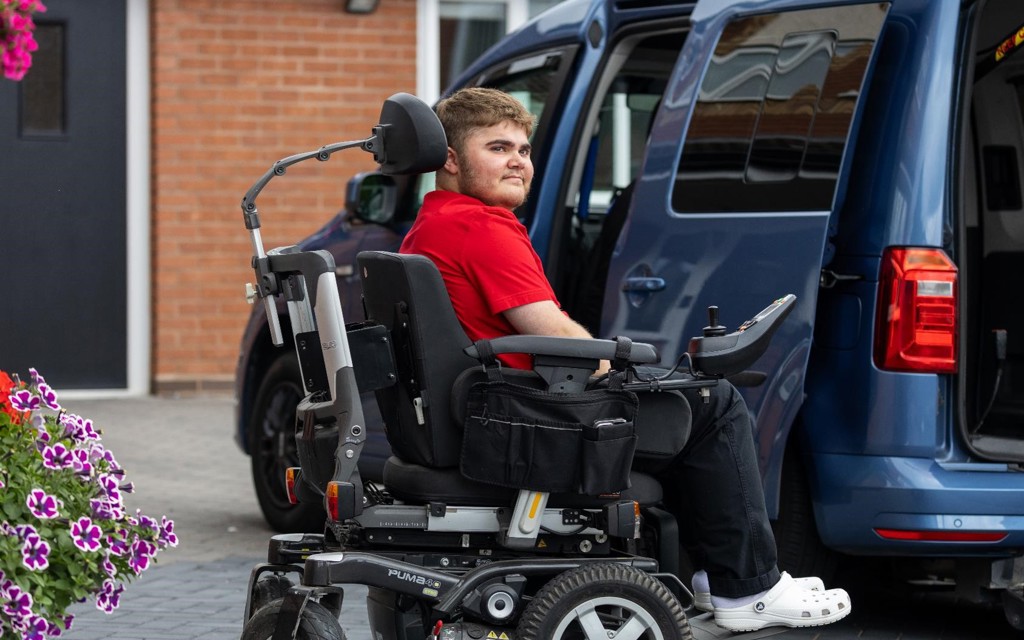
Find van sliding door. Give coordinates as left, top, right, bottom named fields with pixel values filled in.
left=604, top=1, right=888, bottom=503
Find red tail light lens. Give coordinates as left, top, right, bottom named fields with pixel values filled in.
left=874, top=247, right=958, bottom=373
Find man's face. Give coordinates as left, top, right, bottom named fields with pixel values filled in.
left=451, top=121, right=534, bottom=210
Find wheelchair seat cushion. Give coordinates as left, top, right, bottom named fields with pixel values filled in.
left=383, top=456, right=663, bottom=507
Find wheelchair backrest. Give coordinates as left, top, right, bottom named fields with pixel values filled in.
left=356, top=250, right=477, bottom=469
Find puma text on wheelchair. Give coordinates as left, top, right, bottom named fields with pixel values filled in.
left=237, top=93, right=796, bottom=640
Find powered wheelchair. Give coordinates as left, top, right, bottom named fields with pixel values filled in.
left=237, top=93, right=796, bottom=640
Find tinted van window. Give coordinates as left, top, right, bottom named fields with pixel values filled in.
left=672, top=6, right=885, bottom=213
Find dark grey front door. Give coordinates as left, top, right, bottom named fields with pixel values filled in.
left=0, top=0, right=127, bottom=389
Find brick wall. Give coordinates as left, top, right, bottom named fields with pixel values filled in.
left=151, top=0, right=417, bottom=393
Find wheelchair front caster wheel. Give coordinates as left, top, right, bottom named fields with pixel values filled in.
left=240, top=598, right=347, bottom=640
left=248, top=574, right=294, bottom=618
left=516, top=564, right=690, bottom=640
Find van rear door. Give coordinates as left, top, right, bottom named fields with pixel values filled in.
left=604, top=1, right=888, bottom=504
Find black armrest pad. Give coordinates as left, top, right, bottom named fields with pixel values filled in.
left=464, top=335, right=659, bottom=365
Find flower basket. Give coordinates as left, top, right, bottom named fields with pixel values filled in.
left=0, top=369, right=176, bottom=639
left=0, top=1, right=47, bottom=81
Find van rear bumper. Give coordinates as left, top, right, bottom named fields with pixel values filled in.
left=810, top=452, right=1024, bottom=555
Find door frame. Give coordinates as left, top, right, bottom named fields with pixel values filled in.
left=64, top=0, right=150, bottom=397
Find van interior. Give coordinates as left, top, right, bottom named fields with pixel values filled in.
left=964, top=0, right=1024, bottom=460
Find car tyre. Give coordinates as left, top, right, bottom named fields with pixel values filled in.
left=772, top=442, right=839, bottom=583
left=249, top=351, right=326, bottom=533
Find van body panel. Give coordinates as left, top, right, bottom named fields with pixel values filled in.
left=835, top=0, right=961, bottom=256
left=814, top=452, right=1024, bottom=555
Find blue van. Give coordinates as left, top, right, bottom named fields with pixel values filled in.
left=235, top=0, right=1024, bottom=622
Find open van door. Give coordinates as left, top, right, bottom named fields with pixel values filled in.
left=603, top=1, right=889, bottom=507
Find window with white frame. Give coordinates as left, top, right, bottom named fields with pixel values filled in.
left=417, top=0, right=563, bottom=102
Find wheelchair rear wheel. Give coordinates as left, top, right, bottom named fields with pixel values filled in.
left=240, top=598, right=346, bottom=640
left=516, top=564, right=691, bottom=640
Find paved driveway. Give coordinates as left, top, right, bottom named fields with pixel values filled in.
left=55, top=396, right=1014, bottom=639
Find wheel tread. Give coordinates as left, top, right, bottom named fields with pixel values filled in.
left=516, top=563, right=691, bottom=640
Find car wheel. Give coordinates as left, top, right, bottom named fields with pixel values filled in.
left=249, top=351, right=326, bottom=533
left=772, top=443, right=838, bottom=582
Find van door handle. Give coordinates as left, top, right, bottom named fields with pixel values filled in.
left=622, top=277, right=666, bottom=292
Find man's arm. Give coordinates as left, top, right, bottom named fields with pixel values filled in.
left=503, top=300, right=591, bottom=337
left=503, top=301, right=610, bottom=374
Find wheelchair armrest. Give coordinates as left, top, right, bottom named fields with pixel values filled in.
left=464, top=335, right=660, bottom=365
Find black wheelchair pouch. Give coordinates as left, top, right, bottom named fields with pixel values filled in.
left=460, top=373, right=638, bottom=495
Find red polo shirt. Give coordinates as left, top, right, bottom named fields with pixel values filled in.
left=399, top=190, right=560, bottom=369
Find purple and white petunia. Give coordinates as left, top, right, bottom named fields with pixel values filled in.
left=13, top=523, right=38, bottom=540
left=26, top=488, right=61, bottom=519
left=22, top=614, right=51, bottom=640
left=90, top=443, right=119, bottom=470
left=97, top=474, right=122, bottom=502
left=135, top=512, right=158, bottom=535
left=90, top=497, right=125, bottom=521
left=60, top=413, right=99, bottom=443
left=70, top=517, right=102, bottom=552
left=70, top=448, right=93, bottom=477
left=10, top=389, right=41, bottom=412
left=158, top=516, right=178, bottom=548
left=106, top=532, right=128, bottom=557
left=51, top=613, right=75, bottom=637
left=95, top=580, right=125, bottom=614
left=28, top=367, right=45, bottom=387
left=36, top=382, right=60, bottom=410
left=41, top=442, right=73, bottom=470
left=21, top=534, right=51, bottom=571
left=127, top=538, right=157, bottom=574
left=101, top=553, right=117, bottom=578
left=2, top=584, right=33, bottom=617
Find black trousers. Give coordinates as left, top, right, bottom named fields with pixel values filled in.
left=635, top=377, right=781, bottom=598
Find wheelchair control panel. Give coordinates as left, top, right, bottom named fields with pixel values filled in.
left=688, top=294, right=796, bottom=378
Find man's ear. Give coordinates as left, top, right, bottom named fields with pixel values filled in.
left=442, top=147, right=459, bottom=176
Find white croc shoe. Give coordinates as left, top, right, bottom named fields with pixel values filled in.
left=692, top=574, right=824, bottom=612
left=712, top=572, right=851, bottom=632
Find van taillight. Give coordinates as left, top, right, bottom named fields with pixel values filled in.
left=874, top=247, right=958, bottom=373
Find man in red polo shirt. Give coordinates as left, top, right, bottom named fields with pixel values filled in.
left=400, top=87, right=850, bottom=632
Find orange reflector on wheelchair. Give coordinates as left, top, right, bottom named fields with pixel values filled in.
left=326, top=481, right=340, bottom=521
left=285, top=467, right=299, bottom=505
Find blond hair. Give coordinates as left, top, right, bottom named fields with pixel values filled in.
left=435, top=87, right=535, bottom=156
